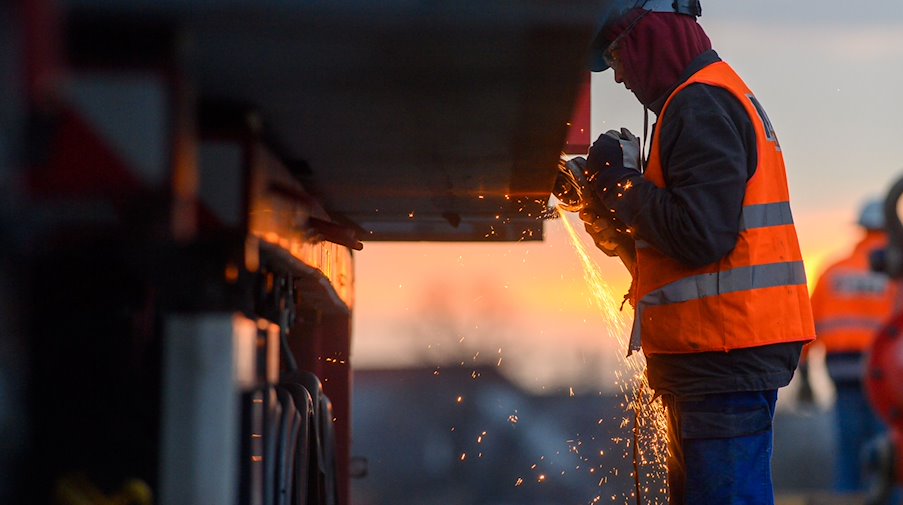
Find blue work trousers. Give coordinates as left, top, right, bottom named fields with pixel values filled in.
left=833, top=381, right=887, bottom=492
left=663, top=390, right=778, bottom=505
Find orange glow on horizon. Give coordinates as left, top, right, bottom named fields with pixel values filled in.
left=352, top=203, right=857, bottom=396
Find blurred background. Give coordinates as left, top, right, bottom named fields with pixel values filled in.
left=350, top=1, right=903, bottom=503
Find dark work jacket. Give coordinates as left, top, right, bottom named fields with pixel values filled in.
left=602, top=50, right=803, bottom=397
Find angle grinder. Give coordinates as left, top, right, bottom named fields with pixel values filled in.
left=553, top=156, right=636, bottom=273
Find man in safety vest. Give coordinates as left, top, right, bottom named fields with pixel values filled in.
left=578, top=1, right=815, bottom=503
left=803, top=199, right=899, bottom=493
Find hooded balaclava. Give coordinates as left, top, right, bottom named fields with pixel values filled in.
left=605, top=9, right=712, bottom=109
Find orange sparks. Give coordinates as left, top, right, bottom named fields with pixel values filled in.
left=558, top=208, right=670, bottom=498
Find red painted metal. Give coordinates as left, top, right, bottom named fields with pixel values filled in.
left=563, top=73, right=591, bottom=155
left=28, top=105, right=145, bottom=197
left=21, top=0, right=61, bottom=105
left=865, top=311, right=903, bottom=483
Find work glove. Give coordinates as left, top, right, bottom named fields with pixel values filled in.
left=586, top=128, right=642, bottom=194
left=578, top=205, right=636, bottom=274
left=579, top=205, right=637, bottom=309
left=606, top=128, right=641, bottom=171
left=578, top=206, right=632, bottom=257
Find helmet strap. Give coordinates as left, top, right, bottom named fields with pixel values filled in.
left=640, top=0, right=702, bottom=17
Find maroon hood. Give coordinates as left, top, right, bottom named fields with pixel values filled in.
left=606, top=10, right=712, bottom=108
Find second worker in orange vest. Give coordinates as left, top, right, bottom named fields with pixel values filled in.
left=804, top=200, right=899, bottom=492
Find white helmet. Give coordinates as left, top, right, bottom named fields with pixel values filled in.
left=858, top=199, right=885, bottom=230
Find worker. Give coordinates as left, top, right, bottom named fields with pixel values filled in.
left=803, top=199, right=899, bottom=493
left=577, top=1, right=815, bottom=503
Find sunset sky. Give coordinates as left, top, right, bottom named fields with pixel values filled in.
left=351, top=1, right=903, bottom=393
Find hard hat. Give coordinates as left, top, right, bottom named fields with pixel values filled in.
left=589, top=0, right=702, bottom=72
left=858, top=198, right=885, bottom=230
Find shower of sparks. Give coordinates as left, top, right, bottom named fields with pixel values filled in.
left=433, top=200, right=669, bottom=502
left=557, top=207, right=670, bottom=504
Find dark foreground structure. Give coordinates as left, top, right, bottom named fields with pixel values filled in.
left=0, top=1, right=599, bottom=503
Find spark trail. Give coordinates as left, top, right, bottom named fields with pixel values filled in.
left=557, top=208, right=670, bottom=504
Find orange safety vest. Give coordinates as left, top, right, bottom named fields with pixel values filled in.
left=631, top=61, right=816, bottom=355
left=810, top=232, right=899, bottom=354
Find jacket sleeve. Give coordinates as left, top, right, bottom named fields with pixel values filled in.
left=600, top=84, right=757, bottom=268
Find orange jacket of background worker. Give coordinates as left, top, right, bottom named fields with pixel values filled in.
left=810, top=231, right=898, bottom=355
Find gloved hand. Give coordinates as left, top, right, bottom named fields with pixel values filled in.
left=578, top=205, right=636, bottom=274
left=586, top=128, right=641, bottom=193
left=606, top=127, right=641, bottom=171
left=578, top=206, right=630, bottom=257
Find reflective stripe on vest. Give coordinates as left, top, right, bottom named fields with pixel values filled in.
left=636, top=202, right=792, bottom=250
left=643, top=261, right=806, bottom=305
left=629, top=261, right=807, bottom=350
left=740, top=202, right=794, bottom=231
left=815, top=317, right=884, bottom=335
